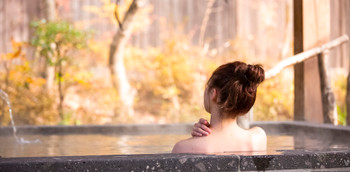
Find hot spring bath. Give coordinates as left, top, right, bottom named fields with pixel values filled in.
left=1, top=121, right=350, bottom=171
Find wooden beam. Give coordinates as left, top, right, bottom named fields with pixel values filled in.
left=266, top=35, right=349, bottom=79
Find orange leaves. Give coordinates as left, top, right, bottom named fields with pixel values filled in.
left=0, top=38, right=47, bottom=89
left=24, top=77, right=46, bottom=87
left=1, top=38, right=26, bottom=60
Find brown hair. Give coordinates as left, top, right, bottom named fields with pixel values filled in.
left=207, top=61, right=265, bottom=118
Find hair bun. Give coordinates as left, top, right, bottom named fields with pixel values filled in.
left=245, top=64, right=265, bottom=85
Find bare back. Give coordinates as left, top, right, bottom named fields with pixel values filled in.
left=172, top=126, right=266, bottom=154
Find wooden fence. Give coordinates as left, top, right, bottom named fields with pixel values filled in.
left=265, top=34, right=349, bottom=124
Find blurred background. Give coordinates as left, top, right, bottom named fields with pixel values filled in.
left=0, top=0, right=349, bottom=126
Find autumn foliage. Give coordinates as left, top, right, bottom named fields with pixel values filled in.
left=5, top=0, right=346, bottom=126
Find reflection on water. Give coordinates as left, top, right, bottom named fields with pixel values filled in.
left=267, top=135, right=294, bottom=150
left=0, top=134, right=348, bottom=158
left=0, top=134, right=188, bottom=158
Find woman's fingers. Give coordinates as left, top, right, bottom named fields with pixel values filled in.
left=192, top=123, right=211, bottom=136
left=191, top=118, right=212, bottom=137
left=199, top=118, right=209, bottom=126
left=191, top=131, right=203, bottom=137
left=195, top=121, right=212, bottom=134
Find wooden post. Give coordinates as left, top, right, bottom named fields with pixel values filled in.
left=343, top=0, right=350, bottom=126
left=293, top=0, right=305, bottom=121
left=299, top=0, right=330, bottom=123
left=317, top=52, right=337, bottom=124
left=293, top=0, right=305, bottom=149
left=346, top=72, right=350, bottom=125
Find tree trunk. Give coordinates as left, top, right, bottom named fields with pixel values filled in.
left=198, top=0, right=216, bottom=48
left=43, top=0, right=56, bottom=21
left=109, top=0, right=140, bottom=117
left=46, top=65, right=55, bottom=92
left=317, top=52, right=337, bottom=124
left=43, top=0, right=56, bottom=92
left=57, top=61, right=64, bottom=121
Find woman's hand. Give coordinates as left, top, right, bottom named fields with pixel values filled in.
left=191, top=118, right=212, bottom=137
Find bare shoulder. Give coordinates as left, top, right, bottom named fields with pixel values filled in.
left=172, top=137, right=208, bottom=153
left=249, top=126, right=266, bottom=136
left=171, top=139, right=190, bottom=153
left=249, top=127, right=267, bottom=151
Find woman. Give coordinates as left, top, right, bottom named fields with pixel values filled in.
left=172, top=61, right=266, bottom=153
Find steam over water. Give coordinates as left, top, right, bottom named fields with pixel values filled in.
left=0, top=134, right=348, bottom=158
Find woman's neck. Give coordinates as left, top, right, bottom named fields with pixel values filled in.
left=209, top=111, right=239, bottom=132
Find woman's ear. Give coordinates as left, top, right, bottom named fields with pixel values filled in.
left=210, top=88, right=218, bottom=102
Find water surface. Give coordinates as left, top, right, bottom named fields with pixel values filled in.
left=1, top=133, right=349, bottom=158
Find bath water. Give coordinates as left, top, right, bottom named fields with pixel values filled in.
left=1, top=133, right=346, bottom=158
